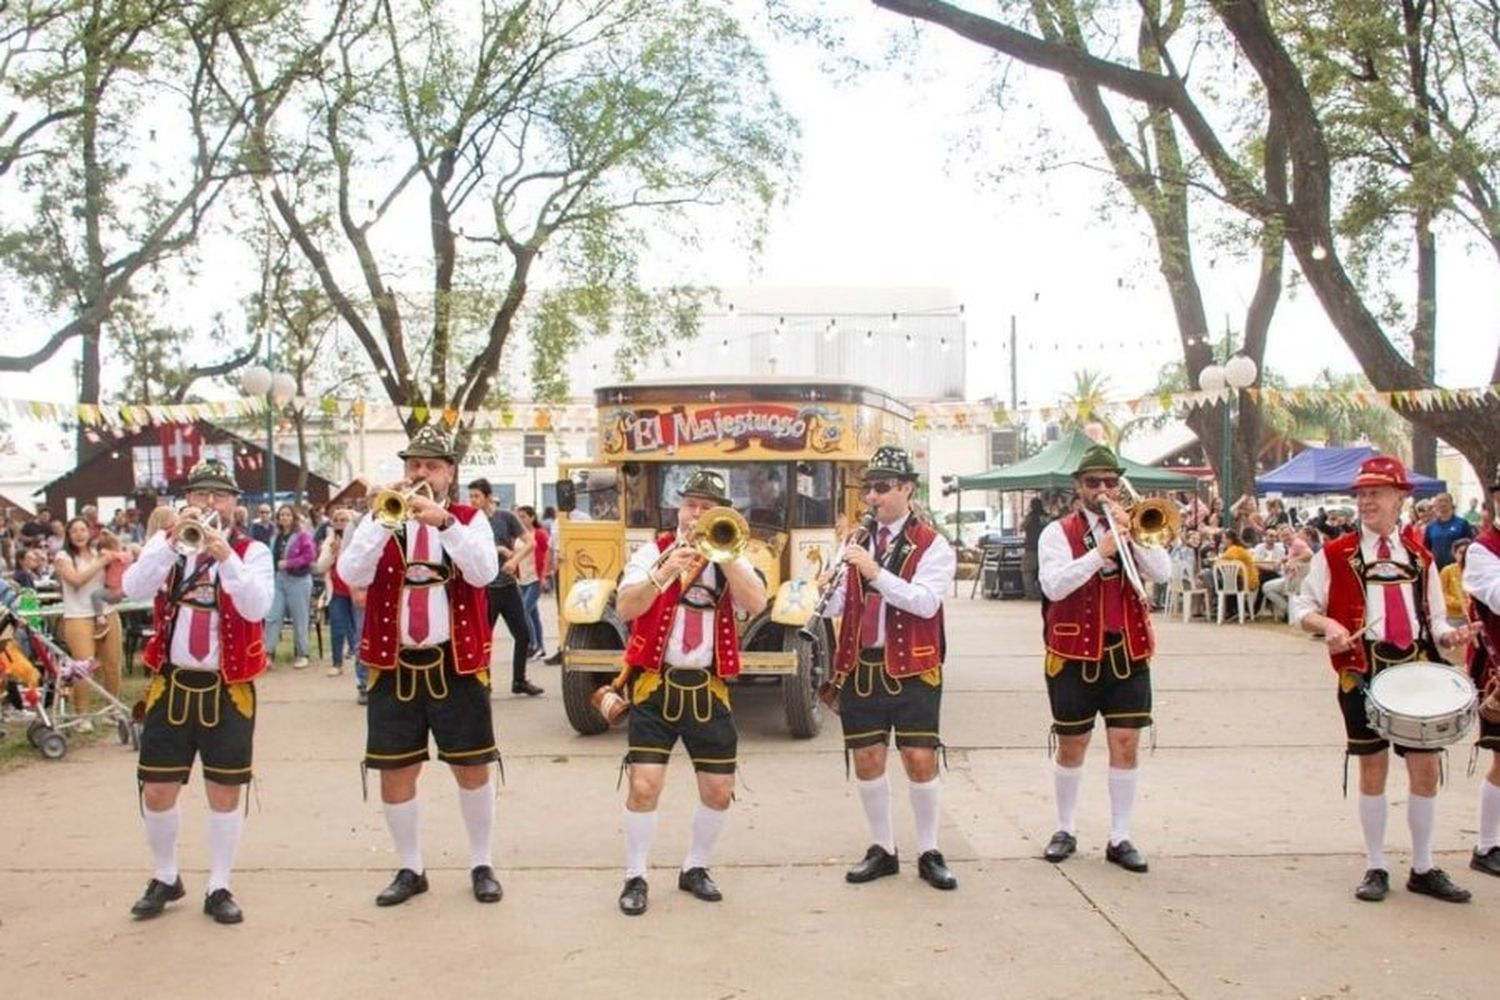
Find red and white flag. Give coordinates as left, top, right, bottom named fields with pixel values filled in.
left=160, top=423, right=201, bottom=480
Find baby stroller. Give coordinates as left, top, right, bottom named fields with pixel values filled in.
left=0, top=606, right=139, bottom=760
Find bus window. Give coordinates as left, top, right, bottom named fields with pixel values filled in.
left=741, top=464, right=789, bottom=529
left=791, top=462, right=835, bottom=528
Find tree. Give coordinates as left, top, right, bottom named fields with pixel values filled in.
left=0, top=0, right=315, bottom=454
left=868, top=0, right=1500, bottom=484
left=229, top=0, right=796, bottom=455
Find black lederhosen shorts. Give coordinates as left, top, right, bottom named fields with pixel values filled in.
left=1045, top=635, right=1152, bottom=737
left=364, top=643, right=498, bottom=769
left=626, top=667, right=737, bottom=774
left=838, top=649, right=943, bottom=750
left=1338, top=641, right=1439, bottom=758
left=137, top=666, right=255, bottom=786
left=1478, top=715, right=1500, bottom=753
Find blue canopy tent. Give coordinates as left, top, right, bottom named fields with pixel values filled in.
left=1255, top=446, right=1446, bottom=498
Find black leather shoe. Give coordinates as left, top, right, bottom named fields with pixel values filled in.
left=1407, top=867, right=1472, bottom=903
left=511, top=680, right=544, bottom=696
left=1471, top=846, right=1500, bottom=877
left=1043, top=830, right=1077, bottom=864
left=619, top=876, right=648, bottom=915
left=375, top=868, right=429, bottom=907
left=130, top=876, right=185, bottom=918
left=544, top=650, right=564, bottom=666
left=1105, top=840, right=1148, bottom=873
left=917, top=850, right=957, bottom=890
left=1354, top=868, right=1389, bottom=901
left=471, top=865, right=502, bottom=903
left=356, top=689, right=368, bottom=705
left=202, top=888, right=243, bottom=924
left=678, top=866, right=723, bottom=902
left=845, top=844, right=899, bottom=884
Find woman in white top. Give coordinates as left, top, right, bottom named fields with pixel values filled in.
left=52, top=516, right=126, bottom=720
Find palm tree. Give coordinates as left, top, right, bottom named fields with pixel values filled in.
left=1059, top=369, right=1121, bottom=443
left=1260, top=368, right=1409, bottom=458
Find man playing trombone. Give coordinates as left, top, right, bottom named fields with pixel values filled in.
left=611, top=469, right=766, bottom=916
left=121, top=458, right=274, bottom=924
left=337, top=425, right=503, bottom=908
left=1038, top=445, right=1169, bottom=874
left=821, top=446, right=959, bottom=891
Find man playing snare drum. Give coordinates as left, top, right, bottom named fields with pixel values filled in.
left=1462, top=464, right=1500, bottom=878
left=1291, top=456, right=1478, bottom=903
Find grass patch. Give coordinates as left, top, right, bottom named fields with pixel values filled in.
left=0, top=672, right=151, bottom=774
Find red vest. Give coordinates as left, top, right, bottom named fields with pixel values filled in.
left=1043, top=512, right=1155, bottom=662
left=625, top=534, right=741, bottom=678
left=329, top=560, right=350, bottom=598
left=143, top=535, right=267, bottom=683
left=1467, top=528, right=1500, bottom=681
left=359, top=506, right=491, bottom=675
left=833, top=517, right=946, bottom=679
left=1321, top=529, right=1435, bottom=675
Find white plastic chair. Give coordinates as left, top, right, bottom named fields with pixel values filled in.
left=1165, top=549, right=1208, bottom=622
left=1213, top=561, right=1251, bottom=624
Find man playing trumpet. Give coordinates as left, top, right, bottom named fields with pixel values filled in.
left=1038, top=446, right=1169, bottom=874
left=337, top=425, right=503, bottom=908
left=820, top=446, right=958, bottom=891
left=121, top=458, right=274, bottom=924
left=611, top=469, right=766, bottom=916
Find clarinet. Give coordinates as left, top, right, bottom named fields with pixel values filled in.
left=798, top=511, right=878, bottom=642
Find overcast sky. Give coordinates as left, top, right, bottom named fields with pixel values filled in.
left=4, top=6, right=1494, bottom=427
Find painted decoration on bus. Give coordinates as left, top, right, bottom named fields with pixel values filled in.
left=602, top=403, right=855, bottom=458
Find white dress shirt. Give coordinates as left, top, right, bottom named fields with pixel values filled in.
left=121, top=531, right=275, bottom=671
left=1464, top=540, right=1500, bottom=612
left=337, top=511, right=498, bottom=647
left=821, top=514, right=956, bottom=647
left=1037, top=510, right=1171, bottom=602
left=1290, top=524, right=1453, bottom=644
left=621, top=537, right=757, bottom=668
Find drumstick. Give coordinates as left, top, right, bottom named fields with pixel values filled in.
left=1348, top=617, right=1384, bottom=644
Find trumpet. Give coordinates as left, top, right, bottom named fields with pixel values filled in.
left=798, top=511, right=876, bottom=643
left=1095, top=475, right=1180, bottom=601
left=174, top=511, right=223, bottom=557
left=371, top=480, right=437, bottom=528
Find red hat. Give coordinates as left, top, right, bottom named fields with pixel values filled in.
left=1351, top=455, right=1413, bottom=492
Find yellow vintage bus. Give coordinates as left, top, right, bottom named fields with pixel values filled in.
left=554, top=378, right=913, bottom=737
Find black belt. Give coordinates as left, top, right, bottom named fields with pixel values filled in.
left=859, top=647, right=884, bottom=664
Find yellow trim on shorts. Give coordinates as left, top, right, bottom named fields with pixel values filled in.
left=137, top=763, right=192, bottom=773
left=690, top=756, right=737, bottom=764
left=840, top=728, right=888, bottom=741
left=1051, top=715, right=1097, bottom=726
left=201, top=764, right=253, bottom=774
left=626, top=746, right=671, bottom=756
left=364, top=749, right=429, bottom=762
left=893, top=729, right=940, bottom=738
left=1102, top=711, right=1151, bottom=720
left=439, top=745, right=498, bottom=759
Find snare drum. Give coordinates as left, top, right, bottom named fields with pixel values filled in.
left=1364, top=662, right=1478, bottom=749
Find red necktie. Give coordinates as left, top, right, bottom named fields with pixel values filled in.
left=187, top=556, right=215, bottom=660
left=1377, top=535, right=1414, bottom=648
left=681, top=603, right=704, bottom=654
left=859, top=527, right=891, bottom=643
left=408, top=525, right=431, bottom=643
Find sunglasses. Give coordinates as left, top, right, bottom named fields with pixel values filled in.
left=863, top=480, right=898, bottom=495
left=1081, top=476, right=1120, bottom=489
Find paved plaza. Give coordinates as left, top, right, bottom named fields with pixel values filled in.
left=1, top=595, right=1493, bottom=999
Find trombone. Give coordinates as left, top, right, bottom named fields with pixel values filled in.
left=174, top=511, right=223, bottom=557
left=370, top=480, right=437, bottom=528
left=1095, top=475, right=1180, bottom=602
left=652, top=505, right=751, bottom=579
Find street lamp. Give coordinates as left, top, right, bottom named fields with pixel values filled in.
left=1197, top=354, right=1258, bottom=504
left=240, top=348, right=296, bottom=506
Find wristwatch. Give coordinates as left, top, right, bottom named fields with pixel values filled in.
left=439, top=513, right=456, bottom=531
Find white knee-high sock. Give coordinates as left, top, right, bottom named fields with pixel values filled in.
left=682, top=802, right=729, bottom=871
left=1054, top=763, right=1084, bottom=835
left=855, top=775, right=894, bottom=853
left=383, top=798, right=423, bottom=873
left=1108, top=767, right=1139, bottom=845
left=143, top=805, right=180, bottom=883
left=206, top=809, right=243, bottom=893
left=1408, top=793, right=1437, bottom=874
left=458, top=783, right=495, bottom=869
left=909, top=777, right=942, bottom=854
left=1358, top=793, right=1389, bottom=870
left=1479, top=779, right=1500, bottom=853
left=623, top=808, right=658, bottom=879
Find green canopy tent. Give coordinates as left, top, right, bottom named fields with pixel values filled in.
left=955, top=427, right=1200, bottom=493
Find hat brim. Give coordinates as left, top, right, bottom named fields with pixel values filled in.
left=186, top=479, right=241, bottom=495
left=861, top=468, right=916, bottom=482
left=1074, top=465, right=1125, bottom=477
left=398, top=449, right=456, bottom=462
left=678, top=489, right=731, bottom=506
left=1350, top=475, right=1412, bottom=492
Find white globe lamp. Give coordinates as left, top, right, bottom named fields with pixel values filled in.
left=1197, top=364, right=1226, bottom=393
left=240, top=365, right=272, bottom=397
left=1224, top=355, right=1258, bottom=389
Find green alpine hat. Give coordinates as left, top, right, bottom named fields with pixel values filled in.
left=399, top=424, right=457, bottom=462
left=678, top=469, right=731, bottom=506
left=1073, top=444, right=1125, bottom=477
left=184, top=457, right=240, bottom=494
left=863, top=445, right=918, bottom=482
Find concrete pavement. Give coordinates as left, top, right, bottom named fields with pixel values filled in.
left=1, top=595, right=1494, bottom=999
